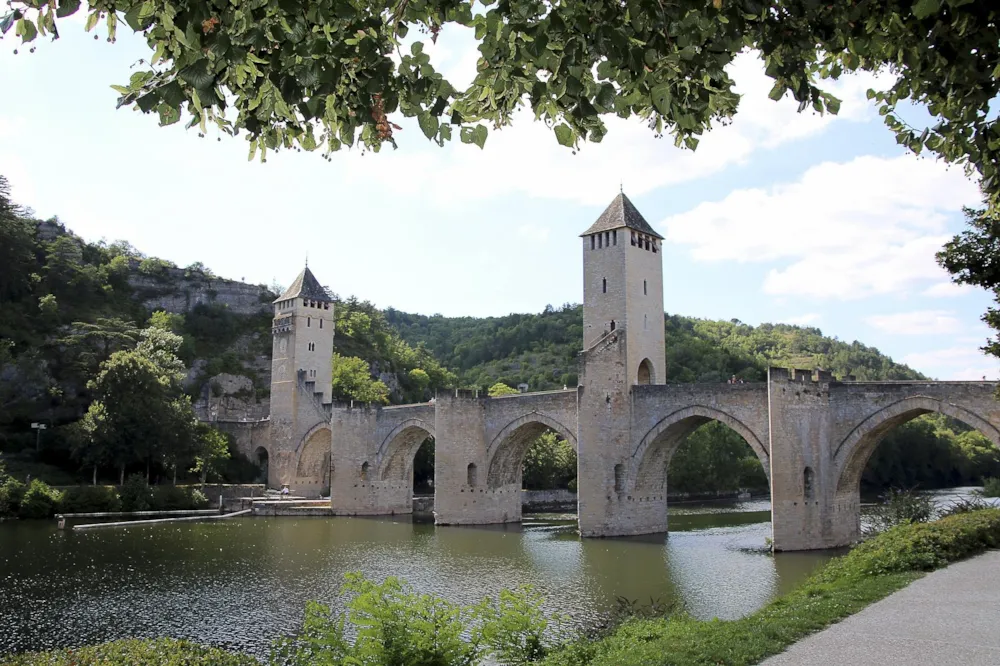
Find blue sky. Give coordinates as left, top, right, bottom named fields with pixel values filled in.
left=1, top=16, right=998, bottom=380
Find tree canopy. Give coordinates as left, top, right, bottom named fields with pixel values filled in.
left=2, top=1, right=997, bottom=209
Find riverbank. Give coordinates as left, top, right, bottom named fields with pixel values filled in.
left=540, top=508, right=1000, bottom=666
left=4, top=509, right=998, bottom=666
left=761, top=549, right=1000, bottom=664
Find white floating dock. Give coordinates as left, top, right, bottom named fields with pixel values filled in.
left=72, top=509, right=251, bottom=530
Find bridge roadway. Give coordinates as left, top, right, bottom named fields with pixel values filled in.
left=761, top=550, right=1000, bottom=665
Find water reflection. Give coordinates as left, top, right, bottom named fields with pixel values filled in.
left=0, top=496, right=853, bottom=659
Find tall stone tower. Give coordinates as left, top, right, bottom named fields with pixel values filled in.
left=577, top=192, right=667, bottom=536
left=268, top=266, right=335, bottom=486
left=580, top=192, right=666, bottom=385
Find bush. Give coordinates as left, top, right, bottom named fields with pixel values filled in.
left=119, top=474, right=153, bottom=512
left=983, top=477, right=1000, bottom=497
left=189, top=488, right=209, bottom=509
left=152, top=485, right=192, bottom=510
left=0, top=476, right=26, bottom=517
left=827, top=509, right=1000, bottom=578
left=272, top=572, right=560, bottom=666
left=0, top=638, right=258, bottom=665
left=18, top=479, right=62, bottom=519
left=60, top=486, right=122, bottom=513
left=864, top=487, right=934, bottom=536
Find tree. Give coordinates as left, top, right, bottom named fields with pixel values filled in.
left=330, top=353, right=390, bottom=405
left=488, top=382, right=519, bottom=398
left=78, top=326, right=196, bottom=483
left=3, top=1, right=997, bottom=204
left=0, top=176, right=36, bottom=304
left=189, top=424, right=231, bottom=483
left=522, top=431, right=577, bottom=491
left=938, top=207, right=1000, bottom=361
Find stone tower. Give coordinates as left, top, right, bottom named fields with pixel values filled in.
left=577, top=192, right=667, bottom=536
left=268, top=266, right=335, bottom=486
left=580, top=192, right=666, bottom=385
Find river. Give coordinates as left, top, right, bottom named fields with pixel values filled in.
left=0, top=488, right=991, bottom=659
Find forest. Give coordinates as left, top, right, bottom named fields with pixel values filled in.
left=1, top=172, right=998, bottom=497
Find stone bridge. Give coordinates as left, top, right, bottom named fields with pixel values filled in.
left=249, top=195, right=1000, bottom=551
left=264, top=368, right=999, bottom=551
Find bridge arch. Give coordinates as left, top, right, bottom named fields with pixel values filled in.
left=630, top=405, right=769, bottom=493
left=377, top=419, right=436, bottom=482
left=834, top=395, right=1000, bottom=497
left=486, top=413, right=577, bottom=490
left=295, top=424, right=332, bottom=492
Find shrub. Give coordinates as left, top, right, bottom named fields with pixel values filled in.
left=983, top=477, right=1000, bottom=497
left=18, top=479, right=62, bottom=519
left=0, top=476, right=26, bottom=517
left=863, top=487, right=934, bottom=536
left=119, top=474, right=153, bottom=512
left=0, top=638, right=257, bottom=665
left=152, top=485, right=192, bottom=510
left=60, top=486, right=121, bottom=513
left=189, top=488, right=210, bottom=509
left=828, top=509, right=1000, bottom=578
left=272, top=572, right=558, bottom=666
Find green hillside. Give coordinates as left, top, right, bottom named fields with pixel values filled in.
left=385, top=306, right=925, bottom=391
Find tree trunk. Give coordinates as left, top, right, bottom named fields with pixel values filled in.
left=120, top=465, right=124, bottom=486
left=92, top=465, right=97, bottom=486
left=146, top=460, right=150, bottom=484
left=173, top=465, right=177, bottom=485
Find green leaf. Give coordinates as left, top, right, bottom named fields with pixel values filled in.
left=460, top=127, right=475, bottom=144
left=135, top=91, right=160, bottom=113
left=826, top=96, right=841, bottom=115
left=179, top=61, right=215, bottom=90
left=55, top=0, right=81, bottom=19
left=472, top=124, right=487, bottom=149
left=411, top=41, right=423, bottom=56
left=0, top=12, right=15, bottom=36
left=767, top=81, right=786, bottom=101
left=19, top=18, right=37, bottom=43
left=912, top=0, right=940, bottom=19
left=650, top=84, right=672, bottom=115
left=554, top=123, right=573, bottom=147
left=124, top=3, right=144, bottom=31
left=84, top=10, right=98, bottom=32
left=157, top=103, right=180, bottom=126
left=418, top=112, right=439, bottom=140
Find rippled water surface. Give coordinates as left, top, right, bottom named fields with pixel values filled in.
left=0, top=493, right=926, bottom=658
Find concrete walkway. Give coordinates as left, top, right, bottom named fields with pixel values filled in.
left=761, top=550, right=1000, bottom=665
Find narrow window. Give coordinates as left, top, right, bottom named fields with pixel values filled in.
left=361, top=462, right=370, bottom=482
left=610, top=320, right=616, bottom=331
left=598, top=234, right=603, bottom=249
left=643, top=280, right=647, bottom=295
left=307, top=317, right=311, bottom=327
left=467, top=463, right=478, bottom=487
left=645, top=238, right=651, bottom=251
left=652, top=241, right=658, bottom=253
left=644, top=314, right=647, bottom=330
left=612, top=230, right=617, bottom=245
left=614, top=464, right=624, bottom=493
left=631, top=232, right=637, bottom=246
left=319, top=319, right=323, bottom=329
left=303, top=299, right=307, bottom=307
left=602, top=278, right=607, bottom=294
left=591, top=235, right=595, bottom=250
left=804, top=467, right=815, bottom=500
left=605, top=231, right=610, bottom=247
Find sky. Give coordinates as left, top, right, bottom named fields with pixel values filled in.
left=1, top=15, right=998, bottom=381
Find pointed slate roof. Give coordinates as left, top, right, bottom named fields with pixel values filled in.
left=274, top=266, right=332, bottom=303
left=581, top=192, right=663, bottom=240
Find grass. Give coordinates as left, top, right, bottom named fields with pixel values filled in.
left=541, top=508, right=1000, bottom=666
left=4, top=510, right=999, bottom=666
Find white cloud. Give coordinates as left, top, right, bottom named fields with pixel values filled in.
left=339, top=51, right=883, bottom=207
left=866, top=310, right=962, bottom=335
left=661, top=155, right=980, bottom=299
left=785, top=313, right=822, bottom=326
left=902, top=346, right=1000, bottom=381
left=922, top=281, right=974, bottom=298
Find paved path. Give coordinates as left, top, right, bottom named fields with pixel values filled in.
left=761, top=550, right=1000, bottom=665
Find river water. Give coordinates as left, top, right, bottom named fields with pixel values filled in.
left=0, top=489, right=991, bottom=659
